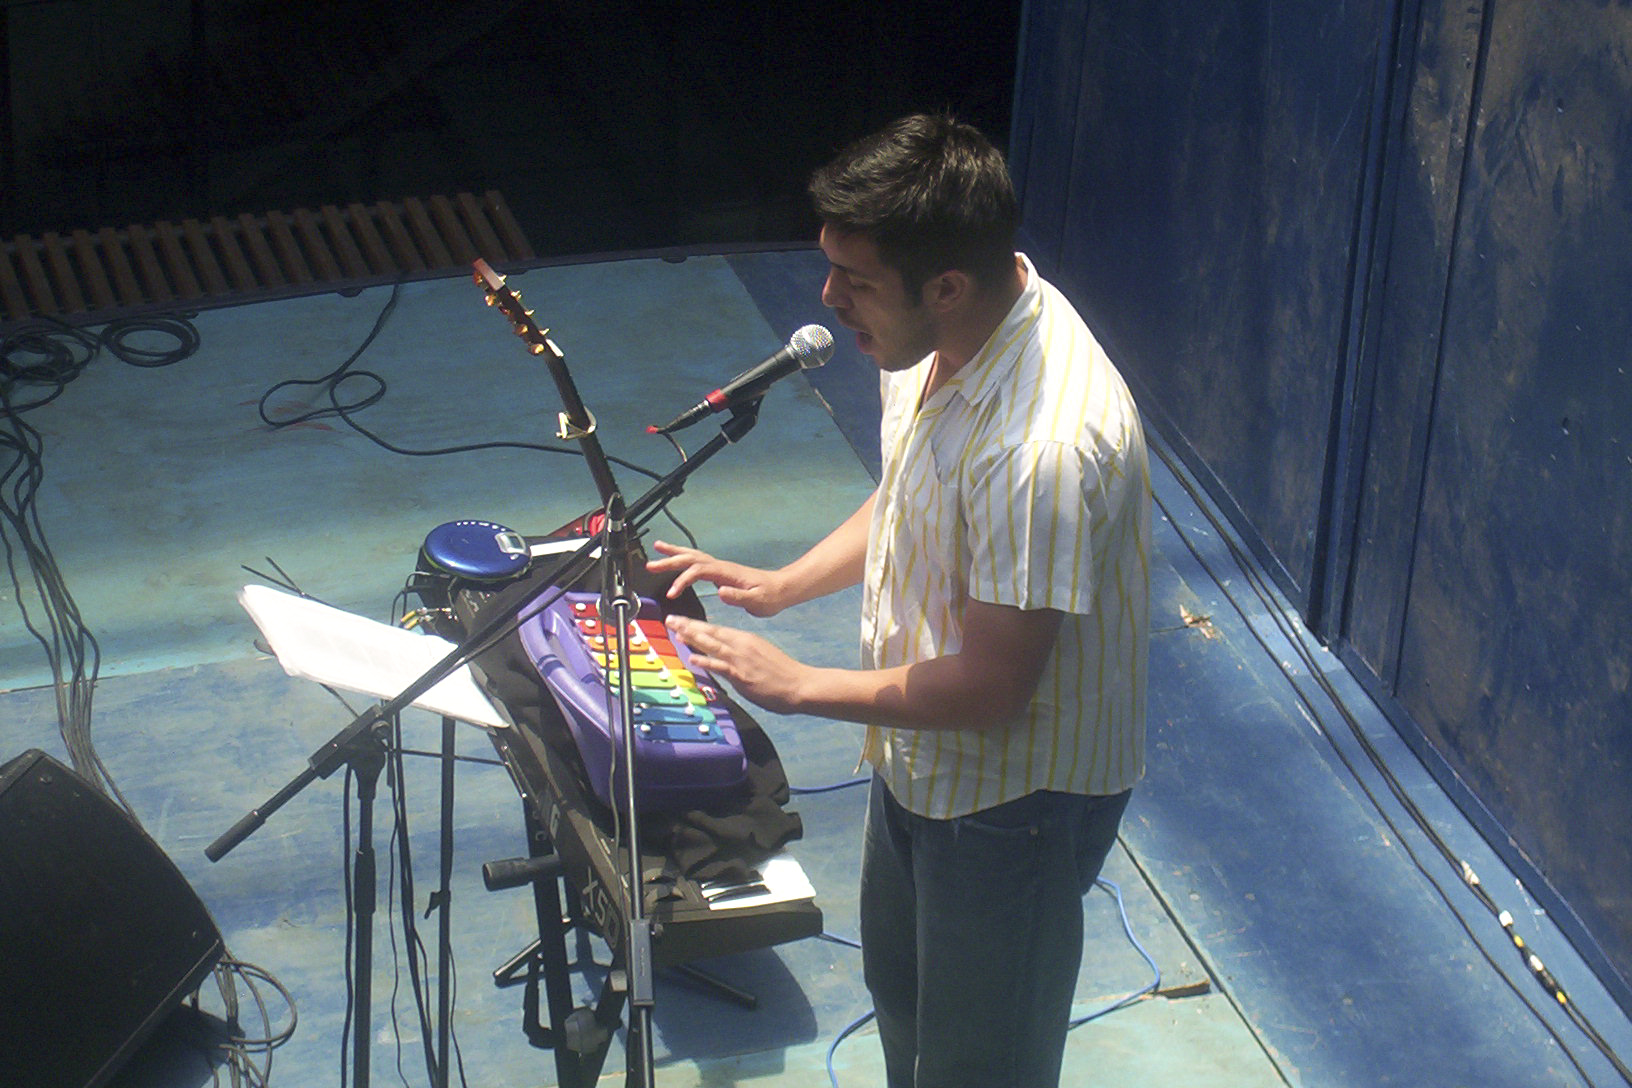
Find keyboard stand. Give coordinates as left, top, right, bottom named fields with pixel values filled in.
left=482, top=710, right=821, bottom=1087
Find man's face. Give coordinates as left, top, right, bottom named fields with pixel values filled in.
left=819, top=225, right=937, bottom=372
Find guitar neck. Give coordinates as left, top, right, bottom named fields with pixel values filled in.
left=470, top=259, right=622, bottom=506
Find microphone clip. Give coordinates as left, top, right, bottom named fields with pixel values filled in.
left=647, top=395, right=762, bottom=437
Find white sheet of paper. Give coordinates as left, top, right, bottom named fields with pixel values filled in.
left=703, top=854, right=817, bottom=911
left=238, top=584, right=509, bottom=729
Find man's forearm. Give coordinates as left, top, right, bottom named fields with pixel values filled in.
left=799, top=594, right=1062, bottom=730
left=796, top=655, right=1015, bottom=733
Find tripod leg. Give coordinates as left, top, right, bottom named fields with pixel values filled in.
left=669, top=962, right=758, bottom=1009
left=493, top=938, right=544, bottom=988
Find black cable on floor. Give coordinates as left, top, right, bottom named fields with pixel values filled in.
left=254, top=282, right=699, bottom=547
left=3, top=310, right=299, bottom=1087
left=101, top=314, right=203, bottom=368
left=0, top=315, right=193, bottom=813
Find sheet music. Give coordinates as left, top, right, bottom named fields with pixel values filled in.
left=238, top=584, right=509, bottom=729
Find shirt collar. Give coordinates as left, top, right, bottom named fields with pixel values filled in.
left=923, top=253, right=1042, bottom=411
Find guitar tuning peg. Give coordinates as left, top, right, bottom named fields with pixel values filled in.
left=483, top=293, right=497, bottom=307
left=529, top=343, right=546, bottom=355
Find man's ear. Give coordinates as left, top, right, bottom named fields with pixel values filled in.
left=921, top=269, right=974, bottom=314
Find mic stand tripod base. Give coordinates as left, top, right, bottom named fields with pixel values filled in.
left=206, top=704, right=401, bottom=1088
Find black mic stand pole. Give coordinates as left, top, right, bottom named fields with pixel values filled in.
left=200, top=696, right=391, bottom=1088
left=598, top=492, right=657, bottom=1085
left=348, top=737, right=387, bottom=1088
left=595, top=400, right=762, bottom=1087
left=434, top=713, right=456, bottom=1088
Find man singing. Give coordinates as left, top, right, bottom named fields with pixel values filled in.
left=650, top=112, right=1151, bottom=1088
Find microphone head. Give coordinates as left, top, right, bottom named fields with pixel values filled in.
left=790, top=324, right=835, bottom=370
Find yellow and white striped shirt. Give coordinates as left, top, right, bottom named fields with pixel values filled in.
left=859, top=255, right=1151, bottom=819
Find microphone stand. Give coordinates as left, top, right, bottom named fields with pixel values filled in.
left=203, top=550, right=594, bottom=1088
left=570, top=402, right=765, bottom=1087
left=598, top=492, right=656, bottom=1082
left=206, top=396, right=765, bottom=1088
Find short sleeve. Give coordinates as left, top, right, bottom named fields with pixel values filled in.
left=964, top=440, right=1102, bottom=614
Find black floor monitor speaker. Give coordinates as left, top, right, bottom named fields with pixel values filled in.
left=0, top=749, right=225, bottom=1088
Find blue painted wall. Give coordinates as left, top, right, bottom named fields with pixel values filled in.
left=1011, top=0, right=1632, bottom=1012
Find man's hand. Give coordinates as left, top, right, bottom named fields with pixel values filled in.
left=664, top=614, right=810, bottom=715
left=646, top=540, right=793, bottom=617
left=649, top=491, right=873, bottom=621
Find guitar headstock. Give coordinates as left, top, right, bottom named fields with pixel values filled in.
left=473, top=258, right=549, bottom=355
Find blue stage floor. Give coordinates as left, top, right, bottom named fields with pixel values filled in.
left=2, top=250, right=1629, bottom=1087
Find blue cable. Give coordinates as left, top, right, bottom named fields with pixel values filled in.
left=826, top=1009, right=877, bottom=1088
left=1068, top=879, right=1163, bottom=1027
left=820, top=878, right=1162, bottom=1086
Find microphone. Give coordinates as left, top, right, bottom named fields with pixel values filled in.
left=648, top=324, right=834, bottom=434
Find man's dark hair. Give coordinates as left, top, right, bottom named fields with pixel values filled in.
left=809, top=112, right=1019, bottom=296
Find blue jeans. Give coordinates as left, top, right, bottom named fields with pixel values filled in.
left=859, top=774, right=1132, bottom=1088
